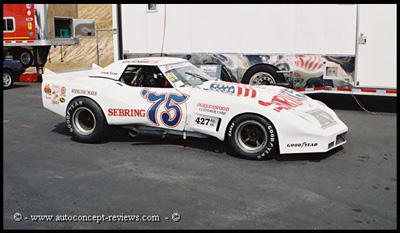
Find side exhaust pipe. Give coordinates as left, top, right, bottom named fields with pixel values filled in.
left=128, top=129, right=139, bottom=138
left=128, top=128, right=167, bottom=139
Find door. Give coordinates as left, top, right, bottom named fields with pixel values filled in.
left=355, top=4, right=397, bottom=88
left=103, top=65, right=188, bottom=131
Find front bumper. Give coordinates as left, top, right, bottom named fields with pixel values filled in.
left=278, top=118, right=348, bottom=154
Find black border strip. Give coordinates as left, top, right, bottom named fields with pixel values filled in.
left=117, top=4, right=123, bottom=60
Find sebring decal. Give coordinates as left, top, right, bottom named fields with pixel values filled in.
left=141, top=89, right=189, bottom=128
left=259, top=88, right=305, bottom=112
left=71, top=89, right=97, bottom=96
left=209, top=83, right=257, bottom=98
left=287, top=142, right=318, bottom=148
left=108, top=109, right=146, bottom=117
left=197, top=103, right=230, bottom=115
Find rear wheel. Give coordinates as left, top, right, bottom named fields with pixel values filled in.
left=66, top=98, right=109, bottom=143
left=226, top=114, right=278, bottom=160
left=3, top=70, right=13, bottom=89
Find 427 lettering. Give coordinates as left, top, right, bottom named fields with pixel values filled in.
left=195, top=117, right=210, bottom=125
left=141, top=89, right=189, bottom=128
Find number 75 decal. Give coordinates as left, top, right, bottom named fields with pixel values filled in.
left=141, top=89, right=189, bottom=128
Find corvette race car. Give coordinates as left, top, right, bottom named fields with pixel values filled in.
left=42, top=57, right=348, bottom=160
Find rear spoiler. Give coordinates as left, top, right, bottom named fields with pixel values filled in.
left=43, top=64, right=102, bottom=79
left=92, top=63, right=103, bottom=70
left=44, top=68, right=56, bottom=75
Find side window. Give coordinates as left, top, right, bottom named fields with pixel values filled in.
left=3, top=18, right=15, bottom=32
left=119, top=65, right=173, bottom=88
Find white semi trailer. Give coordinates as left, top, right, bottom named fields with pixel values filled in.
left=112, top=4, right=396, bottom=97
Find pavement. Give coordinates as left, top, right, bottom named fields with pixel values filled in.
left=3, top=82, right=397, bottom=229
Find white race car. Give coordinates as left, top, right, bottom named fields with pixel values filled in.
left=42, top=57, right=348, bottom=160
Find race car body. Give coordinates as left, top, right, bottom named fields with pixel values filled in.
left=42, top=57, right=348, bottom=159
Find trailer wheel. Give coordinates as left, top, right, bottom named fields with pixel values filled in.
left=18, top=49, right=33, bottom=67
left=66, top=98, right=109, bottom=143
left=226, top=114, right=278, bottom=160
left=220, top=65, right=232, bottom=82
left=3, top=70, right=13, bottom=89
left=242, top=65, right=285, bottom=86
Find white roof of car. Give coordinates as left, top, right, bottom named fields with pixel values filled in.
left=91, top=57, right=189, bottom=80
left=117, top=57, right=188, bottom=66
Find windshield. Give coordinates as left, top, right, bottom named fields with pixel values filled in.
left=162, top=63, right=214, bottom=87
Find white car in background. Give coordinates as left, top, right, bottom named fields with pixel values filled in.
left=42, top=57, right=348, bottom=160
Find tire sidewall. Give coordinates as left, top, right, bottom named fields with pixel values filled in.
left=66, top=98, right=107, bottom=143
left=3, top=70, right=13, bottom=89
left=242, top=65, right=285, bottom=85
left=226, top=114, right=278, bottom=160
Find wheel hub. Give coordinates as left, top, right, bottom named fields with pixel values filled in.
left=249, top=72, right=276, bottom=86
left=72, top=107, right=96, bottom=135
left=3, top=73, right=12, bottom=87
left=235, top=120, right=268, bottom=153
left=20, top=52, right=32, bottom=65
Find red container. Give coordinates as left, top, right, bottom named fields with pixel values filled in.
left=19, top=72, right=38, bottom=82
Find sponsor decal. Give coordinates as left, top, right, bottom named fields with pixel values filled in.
left=71, top=89, right=97, bottom=96
left=108, top=108, right=146, bottom=117
left=197, top=102, right=230, bottom=115
left=51, top=85, right=60, bottom=105
left=209, top=83, right=257, bottom=98
left=287, top=142, right=318, bottom=148
left=258, top=88, right=305, bottom=112
left=28, top=22, right=32, bottom=30
left=141, top=88, right=189, bottom=128
left=26, top=4, right=32, bottom=9
left=26, top=17, right=33, bottom=22
left=60, top=86, right=67, bottom=95
left=100, top=71, right=118, bottom=76
left=195, top=117, right=216, bottom=127
left=48, top=85, right=66, bottom=104
left=121, top=59, right=158, bottom=64
left=44, top=84, right=52, bottom=99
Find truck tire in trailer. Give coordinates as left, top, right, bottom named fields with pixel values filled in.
left=8, top=48, right=34, bottom=68
left=242, top=65, right=285, bottom=86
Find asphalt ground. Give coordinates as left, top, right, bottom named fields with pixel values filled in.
left=3, top=82, right=397, bottom=229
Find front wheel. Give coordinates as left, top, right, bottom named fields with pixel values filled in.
left=66, top=98, right=109, bottom=143
left=226, top=114, right=278, bottom=160
left=3, top=70, right=13, bottom=89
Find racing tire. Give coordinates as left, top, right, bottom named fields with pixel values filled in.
left=18, top=49, right=34, bottom=68
left=242, top=65, right=285, bottom=86
left=226, top=114, right=278, bottom=160
left=3, top=70, right=14, bottom=89
left=66, top=98, right=109, bottom=143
